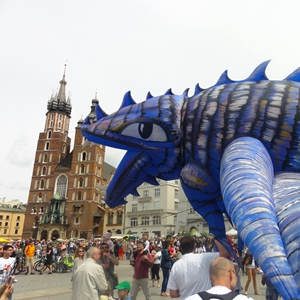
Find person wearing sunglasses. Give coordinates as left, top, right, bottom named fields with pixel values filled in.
left=71, top=247, right=85, bottom=281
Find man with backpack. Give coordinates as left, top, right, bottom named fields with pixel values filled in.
left=185, top=257, right=252, bottom=300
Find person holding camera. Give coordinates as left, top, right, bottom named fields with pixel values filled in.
left=130, top=241, right=154, bottom=300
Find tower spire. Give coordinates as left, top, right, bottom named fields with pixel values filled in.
left=47, top=64, right=72, bottom=117
left=57, top=64, right=67, bottom=102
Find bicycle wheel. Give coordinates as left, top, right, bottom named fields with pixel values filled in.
left=34, top=260, right=45, bottom=272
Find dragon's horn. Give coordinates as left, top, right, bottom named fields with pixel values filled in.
left=164, top=88, right=174, bottom=95
left=182, top=88, right=190, bottom=97
left=216, top=70, right=234, bottom=85
left=146, top=91, right=153, bottom=100
left=95, top=104, right=107, bottom=119
left=285, top=67, right=300, bottom=82
left=131, top=189, right=140, bottom=197
left=245, top=60, right=270, bottom=81
left=120, top=91, right=136, bottom=109
left=145, top=176, right=159, bottom=186
left=83, top=116, right=90, bottom=125
left=194, top=83, right=203, bottom=96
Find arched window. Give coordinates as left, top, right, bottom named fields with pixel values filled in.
left=44, top=142, right=50, bottom=150
left=55, top=174, right=68, bottom=198
left=42, top=166, right=47, bottom=176
left=47, top=131, right=52, bottom=139
left=78, top=178, right=84, bottom=188
left=81, top=152, right=87, bottom=161
left=37, top=193, right=43, bottom=202
left=40, top=179, right=45, bottom=189
left=80, top=164, right=85, bottom=174
left=43, top=154, right=48, bottom=163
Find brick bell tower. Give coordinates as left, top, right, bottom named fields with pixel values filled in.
left=23, top=66, right=72, bottom=239
left=64, top=97, right=106, bottom=239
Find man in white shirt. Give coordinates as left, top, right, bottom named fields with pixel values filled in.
left=185, top=257, right=253, bottom=300
left=168, top=237, right=228, bottom=300
left=0, top=245, right=16, bottom=285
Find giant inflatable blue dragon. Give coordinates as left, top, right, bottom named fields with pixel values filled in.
left=81, top=61, right=300, bottom=299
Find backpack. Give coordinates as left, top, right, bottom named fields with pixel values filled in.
left=198, top=290, right=238, bottom=300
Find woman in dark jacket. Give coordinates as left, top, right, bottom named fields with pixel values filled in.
left=160, top=241, right=173, bottom=296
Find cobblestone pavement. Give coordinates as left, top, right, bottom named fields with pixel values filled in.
left=13, top=260, right=267, bottom=300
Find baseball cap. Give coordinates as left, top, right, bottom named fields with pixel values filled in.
left=115, top=281, right=131, bottom=291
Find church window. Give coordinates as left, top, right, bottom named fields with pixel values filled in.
left=55, top=174, right=68, bottom=198
left=42, top=166, right=47, bottom=176
left=81, top=152, right=87, bottom=161
left=40, top=179, right=45, bottom=189
left=79, top=178, right=84, bottom=188
left=45, top=142, right=50, bottom=150
left=47, top=131, right=52, bottom=139
left=80, top=164, right=85, bottom=174
left=37, top=193, right=43, bottom=202
left=43, top=154, right=48, bottom=163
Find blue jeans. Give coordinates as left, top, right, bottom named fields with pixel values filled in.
left=161, top=267, right=170, bottom=293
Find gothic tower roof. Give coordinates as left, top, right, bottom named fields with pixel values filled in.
left=47, top=64, right=72, bottom=117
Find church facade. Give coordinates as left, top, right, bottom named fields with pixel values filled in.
left=23, top=69, right=118, bottom=240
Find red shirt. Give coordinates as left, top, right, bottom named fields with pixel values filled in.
left=134, top=252, right=152, bottom=279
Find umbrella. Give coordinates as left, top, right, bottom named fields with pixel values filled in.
left=0, top=237, right=9, bottom=243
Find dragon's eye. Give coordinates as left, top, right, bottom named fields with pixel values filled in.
left=121, top=122, right=167, bottom=142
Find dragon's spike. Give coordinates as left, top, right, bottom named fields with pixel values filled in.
left=285, top=67, right=300, bottom=82
left=120, top=91, right=136, bottom=109
left=146, top=91, right=153, bottom=100
left=95, top=104, right=107, bottom=120
left=194, top=83, right=203, bottom=96
left=182, top=88, right=190, bottom=97
left=83, top=116, right=90, bottom=125
left=215, top=70, right=234, bottom=85
left=145, top=176, right=159, bottom=186
left=164, top=88, right=174, bottom=95
left=245, top=60, right=270, bottom=82
left=131, top=189, right=140, bottom=197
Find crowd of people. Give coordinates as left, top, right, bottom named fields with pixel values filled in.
left=0, top=232, right=277, bottom=300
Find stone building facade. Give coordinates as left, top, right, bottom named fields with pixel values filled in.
left=124, top=179, right=180, bottom=238
left=23, top=70, right=112, bottom=240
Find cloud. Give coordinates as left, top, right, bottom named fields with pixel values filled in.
left=6, top=136, right=35, bottom=168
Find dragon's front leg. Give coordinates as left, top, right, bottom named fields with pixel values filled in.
left=220, top=137, right=300, bottom=300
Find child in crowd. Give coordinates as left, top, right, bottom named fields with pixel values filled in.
left=115, top=281, right=131, bottom=300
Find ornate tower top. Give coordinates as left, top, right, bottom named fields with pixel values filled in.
left=47, top=64, right=72, bottom=117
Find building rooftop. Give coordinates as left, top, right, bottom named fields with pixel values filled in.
left=103, top=162, right=115, bottom=182
left=0, top=205, right=26, bottom=213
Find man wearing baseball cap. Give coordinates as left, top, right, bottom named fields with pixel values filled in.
left=115, top=281, right=131, bottom=300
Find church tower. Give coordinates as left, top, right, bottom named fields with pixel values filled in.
left=23, top=66, right=72, bottom=239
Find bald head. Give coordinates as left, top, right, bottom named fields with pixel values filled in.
left=209, top=257, right=237, bottom=289
left=86, top=247, right=101, bottom=261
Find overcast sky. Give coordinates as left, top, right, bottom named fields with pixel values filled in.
left=1, top=0, right=300, bottom=202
